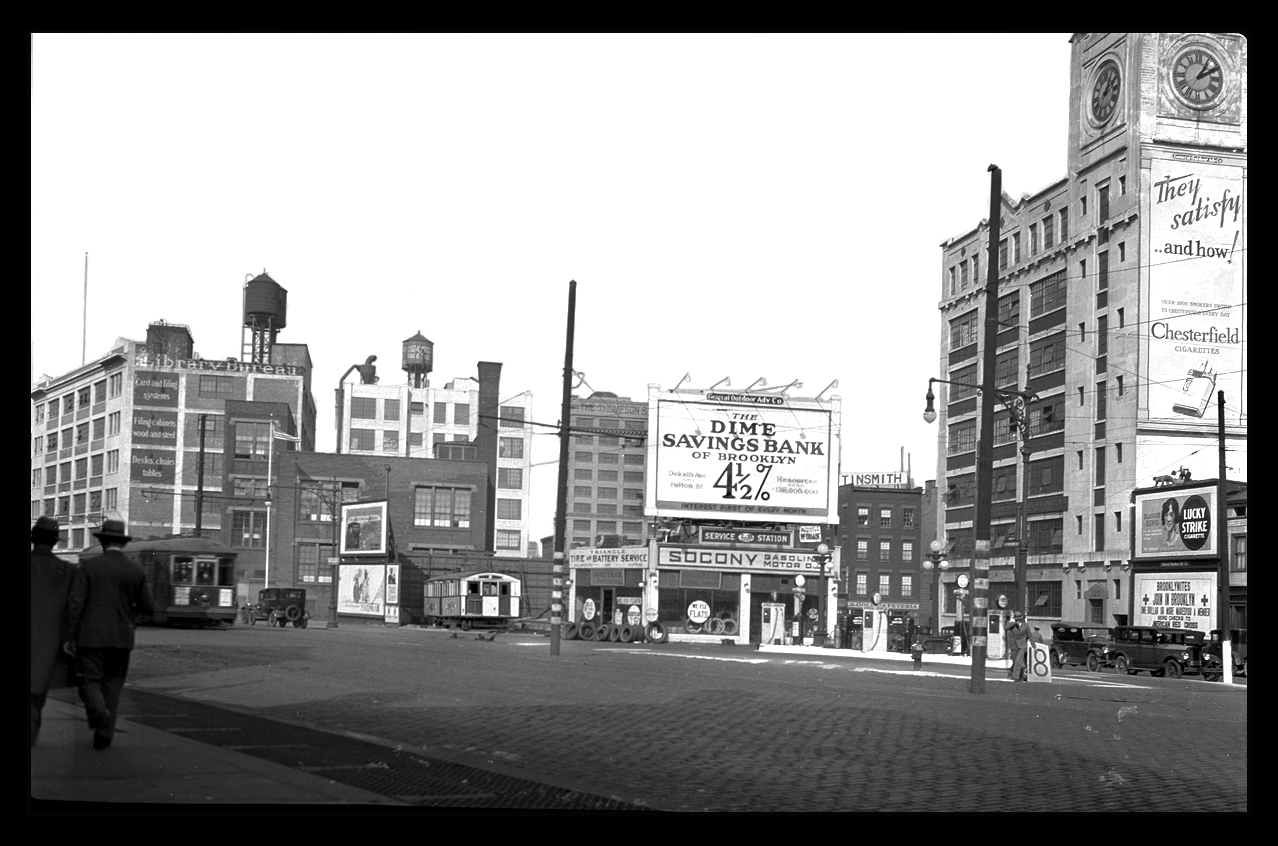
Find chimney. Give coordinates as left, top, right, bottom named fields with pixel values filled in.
left=475, top=361, right=502, bottom=552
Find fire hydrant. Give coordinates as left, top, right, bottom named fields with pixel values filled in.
left=911, top=639, right=925, bottom=671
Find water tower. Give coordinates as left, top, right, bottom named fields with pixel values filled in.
left=242, top=271, right=288, bottom=364
left=402, top=331, right=434, bottom=388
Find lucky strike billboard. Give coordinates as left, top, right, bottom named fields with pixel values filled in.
left=1145, top=154, right=1246, bottom=423
left=1133, top=486, right=1218, bottom=560
left=646, top=386, right=839, bottom=523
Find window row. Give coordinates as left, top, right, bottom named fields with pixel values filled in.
left=36, top=452, right=122, bottom=487
left=850, top=572, right=914, bottom=598
left=852, top=539, right=916, bottom=561
left=852, top=506, right=916, bottom=528
left=36, top=488, right=120, bottom=519
left=36, top=375, right=123, bottom=424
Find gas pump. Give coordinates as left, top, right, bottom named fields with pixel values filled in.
left=761, top=603, right=786, bottom=645
left=863, top=607, right=889, bottom=652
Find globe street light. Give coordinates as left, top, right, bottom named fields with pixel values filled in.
left=813, top=542, right=832, bottom=647
left=921, top=540, right=949, bottom=634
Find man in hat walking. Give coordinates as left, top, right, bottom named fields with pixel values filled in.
left=64, top=519, right=154, bottom=750
left=1008, top=613, right=1030, bottom=682
left=31, top=516, right=76, bottom=747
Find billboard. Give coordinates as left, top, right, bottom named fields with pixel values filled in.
left=1145, top=154, right=1245, bottom=423
left=130, top=448, right=176, bottom=485
left=568, top=546, right=648, bottom=568
left=339, top=563, right=385, bottom=617
left=132, top=410, right=179, bottom=445
left=133, top=371, right=179, bottom=407
left=1133, top=571, right=1217, bottom=631
left=1133, top=486, right=1218, bottom=560
left=646, top=386, right=839, bottom=523
left=339, top=500, right=388, bottom=556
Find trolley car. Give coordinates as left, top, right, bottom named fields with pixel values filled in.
left=423, top=571, right=521, bottom=630
left=122, top=536, right=241, bottom=627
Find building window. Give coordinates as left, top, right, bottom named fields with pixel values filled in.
left=383, top=431, right=399, bottom=453
left=856, top=539, right=868, bottom=560
left=451, top=403, right=470, bottom=426
left=950, top=311, right=978, bottom=350
left=1029, top=581, right=1062, bottom=617
left=856, top=506, right=869, bottom=526
left=383, top=399, right=400, bottom=421
left=233, top=421, right=271, bottom=459
left=107, top=450, right=119, bottom=473
left=199, top=375, right=237, bottom=399
left=1097, top=315, right=1108, bottom=357
left=1029, top=223, right=1039, bottom=255
left=1080, top=195, right=1087, bottom=219
left=902, top=540, right=914, bottom=562
left=499, top=437, right=524, bottom=459
left=1115, top=443, right=1122, bottom=464
left=1096, top=381, right=1107, bottom=421
left=349, top=428, right=375, bottom=451
left=1114, top=511, right=1122, bottom=533
left=1028, top=333, right=1066, bottom=377
left=108, top=373, right=123, bottom=398
left=879, top=573, right=891, bottom=595
left=1232, top=535, right=1247, bottom=572
left=496, top=530, right=522, bottom=550
left=878, top=508, right=891, bottom=528
left=1012, top=232, right=1021, bottom=264
left=1044, top=213, right=1056, bottom=248
left=76, top=423, right=89, bottom=445
left=902, top=508, right=916, bottom=528
left=232, top=477, right=267, bottom=500
left=597, top=487, right=618, bottom=500
left=498, top=468, right=524, bottom=489
left=434, top=402, right=447, bottom=424
left=574, top=468, right=592, bottom=482
left=230, top=510, right=266, bottom=548
left=351, top=397, right=377, bottom=419
left=994, top=349, right=1019, bottom=389
left=901, top=574, right=913, bottom=597
left=879, top=540, right=891, bottom=561
left=299, top=488, right=331, bottom=522
left=948, top=419, right=977, bottom=455
left=409, top=432, right=423, bottom=449
left=1028, top=519, right=1064, bottom=555
left=496, top=498, right=523, bottom=521
left=296, top=543, right=335, bottom=583
left=949, top=266, right=957, bottom=296
left=1029, top=270, right=1067, bottom=317
left=998, top=238, right=1008, bottom=271
left=77, top=387, right=91, bottom=409
left=1028, top=456, right=1064, bottom=494
left=500, top=406, right=525, bottom=428
left=949, top=363, right=978, bottom=401
left=573, top=485, right=591, bottom=498
left=855, top=573, right=868, bottom=595
left=105, top=488, right=117, bottom=511
left=108, top=411, right=121, bottom=436
left=598, top=470, right=618, bottom=483
left=1095, top=447, right=1106, bottom=488
left=997, top=291, right=1020, bottom=331
left=413, top=486, right=473, bottom=528
left=1098, top=185, right=1110, bottom=223
left=92, top=417, right=105, bottom=440
left=410, top=402, right=424, bottom=416
left=623, top=471, right=644, bottom=484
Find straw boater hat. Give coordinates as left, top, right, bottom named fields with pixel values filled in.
left=93, top=519, right=132, bottom=544
left=31, top=515, right=59, bottom=543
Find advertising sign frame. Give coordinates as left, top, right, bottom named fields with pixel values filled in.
left=646, top=386, right=840, bottom=524
left=1132, top=484, right=1218, bottom=560
left=339, top=500, right=389, bottom=556
left=1133, top=571, right=1218, bottom=631
left=338, top=562, right=386, bottom=617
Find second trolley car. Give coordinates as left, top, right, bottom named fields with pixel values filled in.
left=423, top=571, right=521, bottom=630
left=119, top=536, right=241, bottom=627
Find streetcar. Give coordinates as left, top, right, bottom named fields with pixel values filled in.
left=423, top=571, right=521, bottom=630
left=121, top=536, right=241, bottom=627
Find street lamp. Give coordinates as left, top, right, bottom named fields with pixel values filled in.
left=921, top=540, right=950, bottom=633
left=812, top=542, right=832, bottom=647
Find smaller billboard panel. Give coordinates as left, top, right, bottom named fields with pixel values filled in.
left=339, top=563, right=385, bottom=617
left=568, top=546, right=648, bottom=568
left=1133, top=571, right=1218, bottom=631
left=340, top=500, right=388, bottom=556
left=1133, top=486, right=1218, bottom=560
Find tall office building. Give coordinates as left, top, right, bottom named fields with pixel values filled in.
left=565, top=391, right=650, bottom=549
left=931, top=33, right=1246, bottom=628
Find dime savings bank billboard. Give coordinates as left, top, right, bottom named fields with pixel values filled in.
left=646, top=385, right=840, bottom=523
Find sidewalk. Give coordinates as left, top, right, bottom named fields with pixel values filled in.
left=29, top=696, right=405, bottom=808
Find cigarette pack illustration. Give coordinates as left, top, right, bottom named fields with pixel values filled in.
left=1172, top=359, right=1216, bottom=418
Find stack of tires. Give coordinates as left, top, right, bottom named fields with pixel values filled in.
left=561, top=620, right=665, bottom=644
left=683, top=612, right=737, bottom=637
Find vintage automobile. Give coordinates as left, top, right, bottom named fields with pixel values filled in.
left=1106, top=625, right=1204, bottom=678
left=1049, top=622, right=1113, bottom=670
left=1202, top=628, right=1247, bottom=680
left=242, top=588, right=310, bottom=628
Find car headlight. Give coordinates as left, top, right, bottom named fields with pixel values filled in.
left=1181, top=651, right=1190, bottom=661
left=1101, top=646, right=1109, bottom=654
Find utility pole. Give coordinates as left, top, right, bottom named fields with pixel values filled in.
left=970, top=164, right=1004, bottom=695
left=194, top=414, right=207, bottom=538
left=1215, top=392, right=1232, bottom=683
left=329, top=477, right=340, bottom=629
left=550, top=280, right=577, bottom=657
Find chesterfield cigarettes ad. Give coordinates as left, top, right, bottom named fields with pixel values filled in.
left=647, top=387, right=839, bottom=523
left=1146, top=156, right=1245, bottom=422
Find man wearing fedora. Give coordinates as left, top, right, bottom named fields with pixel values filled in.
left=1008, top=612, right=1030, bottom=682
left=64, top=519, right=154, bottom=750
left=31, top=516, right=76, bottom=747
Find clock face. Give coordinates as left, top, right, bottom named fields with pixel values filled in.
left=956, top=574, right=969, bottom=589
left=1171, top=46, right=1225, bottom=108
left=1090, top=61, right=1121, bottom=124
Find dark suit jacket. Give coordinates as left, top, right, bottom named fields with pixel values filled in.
left=66, top=549, right=156, bottom=650
left=31, top=549, right=77, bottom=693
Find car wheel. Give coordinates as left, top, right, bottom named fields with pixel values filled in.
left=1242, top=657, right=1247, bottom=677
left=1086, top=653, right=1100, bottom=673
left=268, top=611, right=278, bottom=627
left=248, top=611, right=256, bottom=626
left=285, top=604, right=302, bottom=622
left=1163, top=660, right=1182, bottom=679
left=299, top=617, right=308, bottom=629
left=1114, top=654, right=1133, bottom=674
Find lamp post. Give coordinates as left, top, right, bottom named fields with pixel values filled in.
left=921, top=540, right=950, bottom=633
left=812, top=542, right=832, bottom=647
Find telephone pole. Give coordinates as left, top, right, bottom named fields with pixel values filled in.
left=551, top=280, right=577, bottom=656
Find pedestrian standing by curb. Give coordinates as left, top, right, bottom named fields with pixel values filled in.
left=31, top=516, right=77, bottom=747
left=64, top=519, right=155, bottom=750
left=911, top=638, right=925, bottom=670
left=1009, top=613, right=1030, bottom=681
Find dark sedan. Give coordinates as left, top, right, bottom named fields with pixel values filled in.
left=1049, top=622, right=1113, bottom=671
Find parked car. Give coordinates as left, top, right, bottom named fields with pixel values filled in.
left=1202, top=629, right=1247, bottom=680
left=1049, top=622, right=1113, bottom=671
left=1107, top=625, right=1204, bottom=678
left=242, top=588, right=310, bottom=628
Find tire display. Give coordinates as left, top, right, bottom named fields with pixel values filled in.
left=619, top=625, right=634, bottom=643
left=609, top=624, right=623, bottom=642
left=594, top=623, right=610, bottom=642
left=577, top=622, right=596, bottom=641
left=723, top=619, right=738, bottom=636
left=707, top=618, right=725, bottom=635
left=646, top=622, right=668, bottom=644
left=562, top=622, right=579, bottom=640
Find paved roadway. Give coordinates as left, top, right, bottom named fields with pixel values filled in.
left=68, top=623, right=1248, bottom=812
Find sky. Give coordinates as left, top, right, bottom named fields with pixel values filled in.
left=30, top=33, right=1074, bottom=544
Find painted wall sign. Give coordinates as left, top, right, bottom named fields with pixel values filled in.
left=1134, top=487, right=1218, bottom=559
left=133, top=371, right=179, bottom=407
left=132, top=410, right=179, bottom=444
left=129, top=448, right=176, bottom=484
left=568, top=546, right=648, bottom=568
left=1145, top=157, right=1245, bottom=423
left=1133, top=572, right=1217, bottom=630
left=647, top=386, right=840, bottom=523
left=133, top=351, right=305, bottom=376
left=847, top=471, right=909, bottom=488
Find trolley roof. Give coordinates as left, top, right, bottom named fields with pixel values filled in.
left=81, top=536, right=240, bottom=557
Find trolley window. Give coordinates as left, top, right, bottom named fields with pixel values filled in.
left=500, top=582, right=510, bottom=597
left=468, top=581, right=480, bottom=595
left=196, top=560, right=216, bottom=585
left=219, top=557, right=236, bottom=586
left=173, top=556, right=194, bottom=585
left=482, top=581, right=498, bottom=596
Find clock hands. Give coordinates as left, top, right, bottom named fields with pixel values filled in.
left=1196, top=61, right=1216, bottom=81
